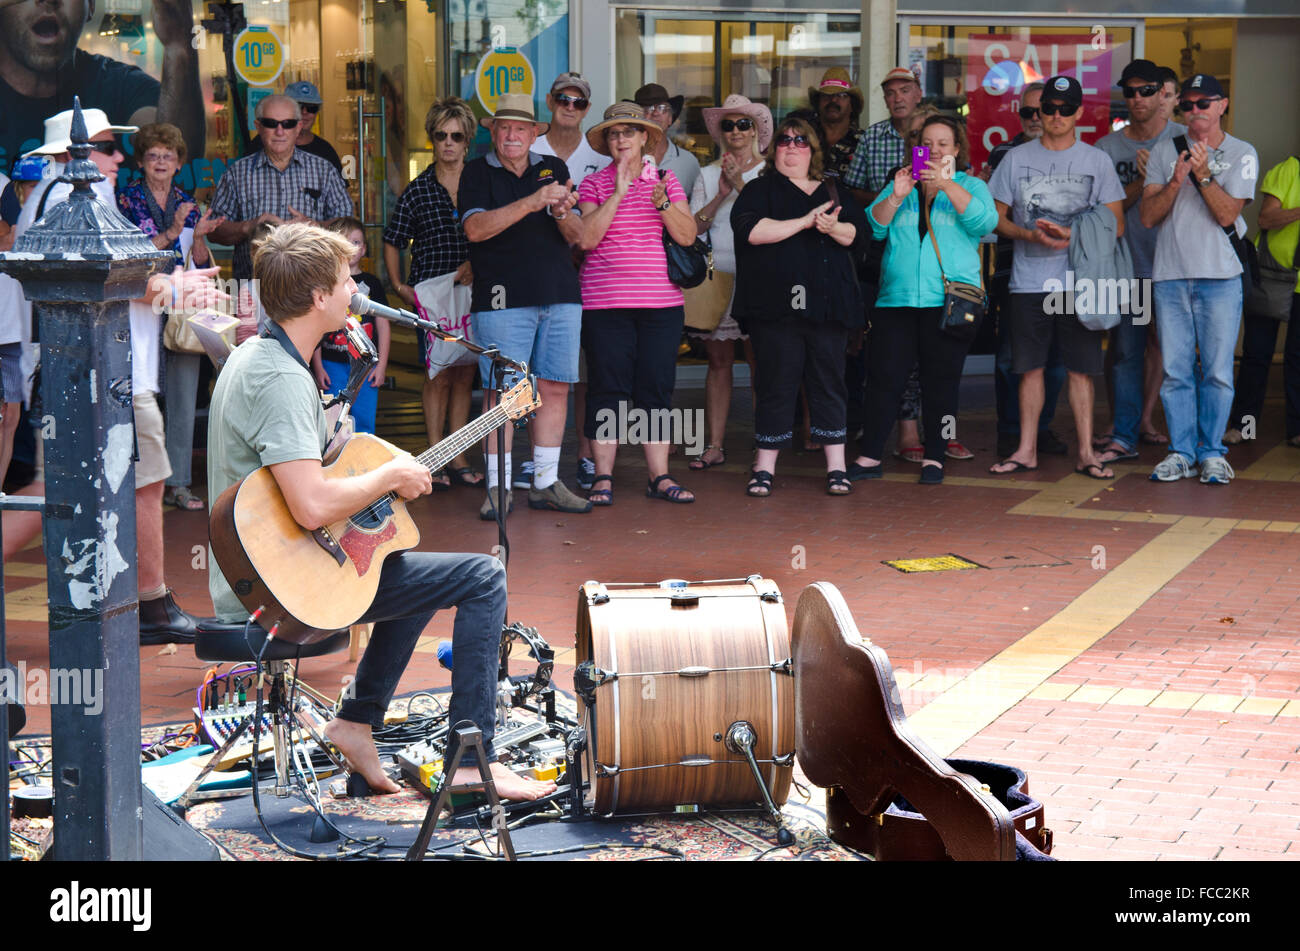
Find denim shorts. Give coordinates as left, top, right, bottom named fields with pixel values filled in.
left=471, top=303, right=582, bottom=388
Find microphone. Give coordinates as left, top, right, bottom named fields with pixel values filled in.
left=349, top=292, right=423, bottom=328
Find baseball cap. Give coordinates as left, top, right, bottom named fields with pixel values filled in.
left=23, top=108, right=138, bottom=157
left=1116, top=59, right=1163, bottom=86
left=10, top=156, right=48, bottom=181
left=1042, top=75, right=1083, bottom=108
left=880, top=66, right=918, bottom=87
left=285, top=80, right=323, bottom=105
left=550, top=71, right=591, bottom=99
left=1180, top=73, right=1226, bottom=99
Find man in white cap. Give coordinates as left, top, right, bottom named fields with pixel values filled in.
left=530, top=72, right=609, bottom=189
left=843, top=66, right=924, bottom=205
left=458, top=93, right=591, bottom=519
left=246, top=80, right=343, bottom=175
left=8, top=105, right=222, bottom=643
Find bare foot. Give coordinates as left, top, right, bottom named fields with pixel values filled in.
left=450, top=761, right=556, bottom=801
left=323, top=718, right=402, bottom=794
left=989, top=455, right=1038, bottom=474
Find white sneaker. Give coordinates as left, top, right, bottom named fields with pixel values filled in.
left=1149, top=453, right=1198, bottom=482
left=1199, top=457, right=1235, bottom=485
left=512, top=460, right=535, bottom=490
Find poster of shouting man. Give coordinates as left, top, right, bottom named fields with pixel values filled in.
left=0, top=0, right=204, bottom=173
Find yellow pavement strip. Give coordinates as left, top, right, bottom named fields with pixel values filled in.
left=1238, top=443, right=1300, bottom=482
left=1027, top=681, right=1295, bottom=717
left=908, top=515, right=1234, bottom=756
left=3, top=581, right=48, bottom=622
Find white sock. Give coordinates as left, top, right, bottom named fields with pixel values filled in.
left=485, top=452, right=512, bottom=490
left=532, top=445, right=560, bottom=490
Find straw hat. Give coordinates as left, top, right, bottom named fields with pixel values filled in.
left=808, top=67, right=864, bottom=115
left=585, top=101, right=665, bottom=157
left=702, top=94, right=774, bottom=151
left=479, top=93, right=549, bottom=134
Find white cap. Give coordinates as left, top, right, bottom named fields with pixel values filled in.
left=22, top=108, right=139, bottom=158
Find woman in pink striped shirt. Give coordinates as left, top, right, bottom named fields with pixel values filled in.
left=576, top=101, right=699, bottom=505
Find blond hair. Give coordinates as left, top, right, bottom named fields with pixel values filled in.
left=252, top=222, right=354, bottom=325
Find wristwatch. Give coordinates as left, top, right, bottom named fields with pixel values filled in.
left=657, top=198, right=671, bottom=211
left=1198, top=175, right=1213, bottom=186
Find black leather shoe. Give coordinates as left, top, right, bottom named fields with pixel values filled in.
left=139, top=589, right=204, bottom=645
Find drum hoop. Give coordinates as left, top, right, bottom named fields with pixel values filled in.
left=609, top=622, right=622, bottom=815
left=596, top=757, right=794, bottom=774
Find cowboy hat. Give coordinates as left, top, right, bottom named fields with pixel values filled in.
left=633, top=83, right=685, bottom=123
left=23, top=108, right=137, bottom=158
left=702, top=94, right=774, bottom=152
left=807, top=67, right=864, bottom=114
left=479, top=93, right=550, bottom=134
left=586, top=101, right=665, bottom=157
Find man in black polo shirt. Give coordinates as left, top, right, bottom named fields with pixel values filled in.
left=458, top=93, right=591, bottom=519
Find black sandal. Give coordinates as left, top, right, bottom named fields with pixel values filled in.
left=826, top=470, right=851, bottom=495
left=646, top=473, right=694, bottom=503
left=589, top=474, right=614, bottom=506
left=746, top=470, right=773, bottom=497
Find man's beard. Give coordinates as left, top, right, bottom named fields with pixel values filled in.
left=1, top=10, right=80, bottom=74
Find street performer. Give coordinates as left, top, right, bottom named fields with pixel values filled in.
left=206, top=221, right=555, bottom=801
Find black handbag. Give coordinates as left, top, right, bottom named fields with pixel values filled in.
left=658, top=169, right=711, bottom=288
left=923, top=199, right=986, bottom=340
left=1244, top=156, right=1299, bottom=322
left=1174, top=134, right=1262, bottom=298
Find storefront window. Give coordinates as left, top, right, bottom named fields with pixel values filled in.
left=615, top=10, right=860, bottom=165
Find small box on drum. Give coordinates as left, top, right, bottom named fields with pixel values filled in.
left=574, top=576, right=795, bottom=816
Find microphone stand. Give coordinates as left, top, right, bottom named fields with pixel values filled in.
left=359, top=302, right=528, bottom=575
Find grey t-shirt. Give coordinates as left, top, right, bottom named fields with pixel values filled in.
left=660, top=141, right=701, bottom=198
left=1096, top=121, right=1185, bottom=279
left=1146, top=132, right=1258, bottom=282
left=207, top=336, right=327, bottom=621
left=989, top=138, right=1126, bottom=293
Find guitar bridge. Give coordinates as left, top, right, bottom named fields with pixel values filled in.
left=312, top=526, right=347, bottom=567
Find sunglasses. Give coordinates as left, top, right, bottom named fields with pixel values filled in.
left=605, top=127, right=641, bottom=140
left=88, top=140, right=122, bottom=155
left=554, top=93, right=590, bottom=110
left=258, top=117, right=301, bottom=130
left=298, top=103, right=320, bottom=113
left=1178, top=97, right=1224, bottom=111
left=433, top=130, right=466, bottom=142
left=775, top=133, right=810, bottom=149
left=1122, top=84, right=1161, bottom=99
left=1039, top=101, right=1079, bottom=117
left=1018, top=106, right=1040, bottom=120
left=720, top=118, right=754, bottom=133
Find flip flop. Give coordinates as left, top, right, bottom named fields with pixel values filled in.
left=989, top=459, right=1037, bottom=474
left=689, top=446, right=726, bottom=471
left=1097, top=445, right=1139, bottom=463
left=1075, top=463, right=1115, bottom=480
left=894, top=446, right=923, bottom=464
left=430, top=469, right=452, bottom=492
left=447, top=466, right=483, bottom=487
left=1140, top=431, right=1169, bottom=446
left=1091, top=433, right=1116, bottom=450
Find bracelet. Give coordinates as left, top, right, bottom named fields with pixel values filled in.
left=697, top=212, right=712, bottom=224
left=555, top=212, right=567, bottom=221
left=886, top=193, right=903, bottom=207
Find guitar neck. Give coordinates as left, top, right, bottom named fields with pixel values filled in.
left=414, top=403, right=513, bottom=475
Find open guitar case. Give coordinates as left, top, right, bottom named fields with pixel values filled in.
left=792, top=583, right=1055, bottom=861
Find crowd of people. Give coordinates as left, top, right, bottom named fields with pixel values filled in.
left=2, top=58, right=1298, bottom=643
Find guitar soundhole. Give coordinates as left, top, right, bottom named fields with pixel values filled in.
left=350, top=497, right=393, bottom=532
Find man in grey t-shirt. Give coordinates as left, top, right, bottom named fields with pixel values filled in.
left=1094, top=59, right=1185, bottom=462
left=1141, top=73, right=1257, bottom=486
left=988, top=75, right=1125, bottom=480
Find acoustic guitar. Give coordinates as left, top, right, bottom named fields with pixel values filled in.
left=209, top=378, right=541, bottom=645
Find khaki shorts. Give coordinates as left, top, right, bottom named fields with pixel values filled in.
left=133, top=391, right=172, bottom=489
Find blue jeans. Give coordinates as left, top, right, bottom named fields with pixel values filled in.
left=1153, top=278, right=1243, bottom=464
left=338, top=551, right=507, bottom=764
left=472, top=303, right=582, bottom=388
left=322, top=357, right=377, bottom=434
left=1108, top=307, right=1151, bottom=451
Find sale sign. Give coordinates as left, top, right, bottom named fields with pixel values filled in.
left=965, top=34, right=1128, bottom=171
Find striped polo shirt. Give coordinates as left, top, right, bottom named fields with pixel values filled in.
left=577, top=163, right=686, bottom=310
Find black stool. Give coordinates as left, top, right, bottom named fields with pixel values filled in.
left=176, top=621, right=350, bottom=808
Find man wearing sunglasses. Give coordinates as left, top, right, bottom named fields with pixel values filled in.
left=1141, top=73, right=1258, bottom=486
left=1092, top=60, right=1186, bottom=464
left=246, top=81, right=343, bottom=176
left=531, top=72, right=609, bottom=189
left=988, top=75, right=1126, bottom=480
left=209, top=93, right=353, bottom=281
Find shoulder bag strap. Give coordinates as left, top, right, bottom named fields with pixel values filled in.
left=922, top=198, right=949, bottom=285
left=1174, top=133, right=1236, bottom=240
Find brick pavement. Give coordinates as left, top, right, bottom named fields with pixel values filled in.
left=5, top=357, right=1298, bottom=861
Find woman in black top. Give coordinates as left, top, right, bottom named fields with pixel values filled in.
left=731, top=117, right=865, bottom=496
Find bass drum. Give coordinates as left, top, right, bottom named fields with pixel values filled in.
left=574, top=577, right=794, bottom=815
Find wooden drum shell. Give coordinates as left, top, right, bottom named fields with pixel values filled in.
left=575, top=578, right=794, bottom=815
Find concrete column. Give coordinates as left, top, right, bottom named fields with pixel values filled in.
left=861, top=0, right=899, bottom=127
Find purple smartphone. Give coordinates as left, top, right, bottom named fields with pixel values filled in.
left=911, top=146, right=930, bottom=181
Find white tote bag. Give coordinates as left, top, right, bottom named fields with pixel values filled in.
left=412, top=271, right=476, bottom=379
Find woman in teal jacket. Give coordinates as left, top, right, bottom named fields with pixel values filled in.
left=848, top=115, right=998, bottom=484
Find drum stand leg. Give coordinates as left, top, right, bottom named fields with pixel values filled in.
left=406, top=720, right=516, bottom=861
left=726, top=721, right=794, bottom=847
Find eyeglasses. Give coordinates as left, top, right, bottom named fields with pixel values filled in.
left=553, top=94, right=590, bottom=110
left=1039, top=102, right=1079, bottom=117
left=88, top=140, right=122, bottom=155
left=645, top=103, right=673, bottom=115
left=720, top=118, right=754, bottom=133
left=1122, top=84, right=1161, bottom=99
left=434, top=131, right=466, bottom=142
left=775, top=134, right=810, bottom=149
left=605, top=127, right=641, bottom=140
left=143, top=150, right=176, bottom=163
left=298, top=103, right=320, bottom=113
left=1178, top=97, right=1224, bottom=111
left=258, top=117, right=301, bottom=130
left=1018, top=106, right=1040, bottom=120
